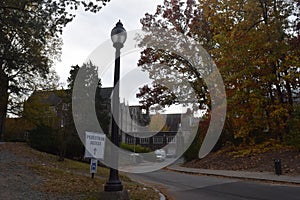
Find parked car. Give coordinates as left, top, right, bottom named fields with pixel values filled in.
left=166, top=152, right=176, bottom=158
left=166, top=148, right=176, bottom=158
left=154, top=149, right=166, bottom=162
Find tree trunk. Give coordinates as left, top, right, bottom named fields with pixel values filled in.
left=283, top=70, right=293, bottom=108
left=58, top=128, right=66, bottom=162
left=0, top=70, right=9, bottom=142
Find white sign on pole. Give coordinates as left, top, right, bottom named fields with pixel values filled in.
left=84, top=132, right=106, bottom=159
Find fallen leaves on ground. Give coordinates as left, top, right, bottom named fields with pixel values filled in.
left=184, top=144, right=300, bottom=175
left=1, top=143, right=160, bottom=200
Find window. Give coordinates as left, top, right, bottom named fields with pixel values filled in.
left=126, top=136, right=135, bottom=144
left=140, top=138, right=149, bottom=144
left=167, top=136, right=176, bottom=144
left=153, top=136, right=163, bottom=144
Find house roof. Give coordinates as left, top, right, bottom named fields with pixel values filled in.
left=28, top=87, right=114, bottom=106
left=27, top=90, right=67, bottom=106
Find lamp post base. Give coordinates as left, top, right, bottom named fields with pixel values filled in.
left=104, top=168, right=123, bottom=192
left=104, top=181, right=123, bottom=192
left=99, top=189, right=129, bottom=200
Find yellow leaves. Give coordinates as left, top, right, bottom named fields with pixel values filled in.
left=212, top=33, right=228, bottom=46
left=2, top=143, right=160, bottom=199
left=138, top=0, right=299, bottom=147
left=235, top=126, right=251, bottom=139
left=33, top=165, right=105, bottom=194
left=229, top=139, right=286, bottom=158
left=268, top=104, right=290, bottom=132
left=269, top=105, right=289, bottom=120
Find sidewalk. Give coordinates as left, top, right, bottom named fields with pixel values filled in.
left=167, top=164, right=300, bottom=185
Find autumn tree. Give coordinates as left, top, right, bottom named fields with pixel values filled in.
left=207, top=0, right=299, bottom=143
left=0, top=0, right=111, bottom=141
left=137, top=0, right=299, bottom=146
left=137, top=0, right=216, bottom=113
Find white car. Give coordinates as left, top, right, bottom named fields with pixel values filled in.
left=130, top=153, right=143, bottom=164
left=154, top=149, right=166, bottom=161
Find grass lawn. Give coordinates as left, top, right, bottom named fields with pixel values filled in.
left=6, top=143, right=160, bottom=200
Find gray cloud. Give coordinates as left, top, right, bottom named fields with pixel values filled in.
left=55, top=0, right=162, bottom=85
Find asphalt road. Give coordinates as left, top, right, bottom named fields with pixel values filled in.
left=128, top=170, right=300, bottom=200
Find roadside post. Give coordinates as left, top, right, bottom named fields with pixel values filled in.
left=84, top=132, right=106, bottom=178
left=274, top=159, right=282, bottom=175
left=90, top=158, right=98, bottom=179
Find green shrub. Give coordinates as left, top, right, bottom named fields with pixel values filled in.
left=65, top=134, right=85, bottom=159
left=28, top=125, right=59, bottom=154
left=120, top=142, right=151, bottom=153
left=183, top=117, right=210, bottom=162
left=183, top=130, right=201, bottom=162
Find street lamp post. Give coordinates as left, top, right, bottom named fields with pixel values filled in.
left=104, top=20, right=127, bottom=192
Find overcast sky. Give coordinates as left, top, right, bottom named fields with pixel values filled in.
left=54, top=0, right=194, bottom=113
left=54, top=0, right=163, bottom=87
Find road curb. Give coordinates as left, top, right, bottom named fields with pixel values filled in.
left=127, top=175, right=167, bottom=200
left=167, top=166, right=300, bottom=185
